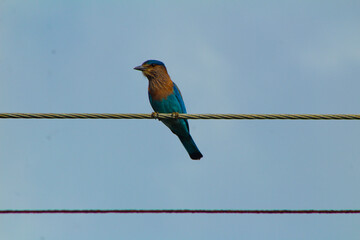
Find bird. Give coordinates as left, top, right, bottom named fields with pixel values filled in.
left=134, top=60, right=203, bottom=160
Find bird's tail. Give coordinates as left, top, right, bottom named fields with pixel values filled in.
left=178, top=134, right=203, bottom=160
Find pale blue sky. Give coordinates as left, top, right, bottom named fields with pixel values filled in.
left=1, top=1, right=360, bottom=239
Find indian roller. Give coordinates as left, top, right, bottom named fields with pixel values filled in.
left=134, top=60, right=203, bottom=160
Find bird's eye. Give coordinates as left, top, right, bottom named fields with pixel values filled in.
left=151, top=64, right=155, bottom=67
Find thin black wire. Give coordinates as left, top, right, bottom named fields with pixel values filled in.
left=1, top=209, right=360, bottom=214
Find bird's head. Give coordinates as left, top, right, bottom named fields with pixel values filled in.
left=134, top=60, right=167, bottom=79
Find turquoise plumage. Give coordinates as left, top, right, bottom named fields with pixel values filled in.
left=134, top=60, right=203, bottom=160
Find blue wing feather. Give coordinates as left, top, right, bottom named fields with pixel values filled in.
left=173, top=83, right=189, bottom=132
left=173, top=83, right=187, bottom=113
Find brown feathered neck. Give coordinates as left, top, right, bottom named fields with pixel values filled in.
left=143, top=65, right=174, bottom=100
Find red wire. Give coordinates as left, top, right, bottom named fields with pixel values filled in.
left=1, top=209, right=360, bottom=214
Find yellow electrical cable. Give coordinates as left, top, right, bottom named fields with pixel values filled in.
left=0, top=113, right=359, bottom=120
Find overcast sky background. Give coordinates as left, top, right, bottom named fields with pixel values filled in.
left=1, top=1, right=360, bottom=239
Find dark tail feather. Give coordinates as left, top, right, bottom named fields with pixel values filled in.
left=178, top=134, right=203, bottom=160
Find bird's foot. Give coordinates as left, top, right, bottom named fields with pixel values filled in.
left=151, top=112, right=159, bottom=120
left=171, top=112, right=179, bottom=119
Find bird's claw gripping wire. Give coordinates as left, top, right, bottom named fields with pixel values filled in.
left=171, top=112, right=180, bottom=119
left=151, top=112, right=159, bottom=120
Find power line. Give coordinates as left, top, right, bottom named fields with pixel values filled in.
left=1, top=209, right=360, bottom=214
left=0, top=113, right=360, bottom=120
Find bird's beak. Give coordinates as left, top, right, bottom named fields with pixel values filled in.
left=134, top=65, right=146, bottom=71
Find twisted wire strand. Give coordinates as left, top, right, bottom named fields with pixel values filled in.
left=1, top=209, right=359, bottom=214
left=0, top=113, right=360, bottom=120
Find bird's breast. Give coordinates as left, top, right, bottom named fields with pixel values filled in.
left=148, top=80, right=174, bottom=101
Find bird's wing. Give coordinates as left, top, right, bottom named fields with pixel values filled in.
left=173, top=83, right=187, bottom=114
left=173, top=83, right=189, bottom=132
